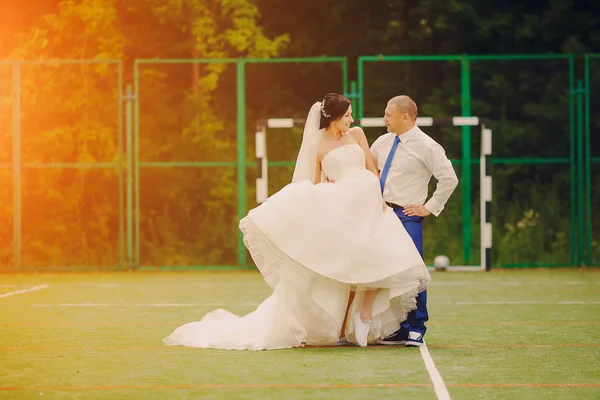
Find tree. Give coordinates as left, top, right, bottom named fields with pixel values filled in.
left=252, top=0, right=600, bottom=265
left=5, top=0, right=288, bottom=269
left=3, top=0, right=598, bottom=269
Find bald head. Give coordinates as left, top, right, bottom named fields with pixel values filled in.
left=383, top=95, right=418, bottom=135
left=387, top=95, right=418, bottom=121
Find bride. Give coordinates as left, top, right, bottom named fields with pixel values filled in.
left=162, top=93, right=431, bottom=350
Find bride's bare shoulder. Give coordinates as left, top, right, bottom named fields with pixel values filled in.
left=348, top=126, right=366, bottom=141
left=347, top=126, right=368, bottom=146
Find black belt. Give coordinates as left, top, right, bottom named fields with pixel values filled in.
left=385, top=201, right=403, bottom=209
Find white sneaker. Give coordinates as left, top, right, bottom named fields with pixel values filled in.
left=405, top=331, right=424, bottom=347
left=353, top=313, right=371, bottom=347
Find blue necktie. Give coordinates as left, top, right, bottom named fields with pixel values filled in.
left=379, top=135, right=400, bottom=192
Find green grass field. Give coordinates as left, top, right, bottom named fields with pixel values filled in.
left=1, top=269, right=599, bottom=399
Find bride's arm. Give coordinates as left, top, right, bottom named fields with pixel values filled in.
left=313, top=156, right=322, bottom=184
left=349, top=127, right=379, bottom=177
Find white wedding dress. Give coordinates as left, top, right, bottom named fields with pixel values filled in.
left=163, top=143, right=431, bottom=350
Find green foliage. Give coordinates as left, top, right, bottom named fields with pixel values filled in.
left=1, top=0, right=598, bottom=269
left=5, top=0, right=125, bottom=268
left=133, top=0, right=288, bottom=267
left=2, top=0, right=287, bottom=269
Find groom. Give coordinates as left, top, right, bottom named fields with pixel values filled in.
left=370, top=95, right=458, bottom=346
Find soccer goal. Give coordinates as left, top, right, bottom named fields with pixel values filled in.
left=254, top=116, right=492, bottom=271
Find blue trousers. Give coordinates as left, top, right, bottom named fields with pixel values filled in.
left=393, top=207, right=428, bottom=336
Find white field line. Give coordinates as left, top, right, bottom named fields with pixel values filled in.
left=420, top=341, right=451, bottom=400
left=0, top=284, right=49, bottom=298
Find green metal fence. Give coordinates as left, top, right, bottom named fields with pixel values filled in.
left=355, top=54, right=593, bottom=268
left=0, top=54, right=597, bottom=271
left=585, top=54, right=599, bottom=266
left=132, top=59, right=241, bottom=271
left=132, top=57, right=347, bottom=270
left=1, top=60, right=123, bottom=271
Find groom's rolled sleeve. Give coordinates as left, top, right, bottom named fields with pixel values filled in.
left=423, top=142, right=458, bottom=217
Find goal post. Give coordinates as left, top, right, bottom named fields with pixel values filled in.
left=254, top=116, right=492, bottom=271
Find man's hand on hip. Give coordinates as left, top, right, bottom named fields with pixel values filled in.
left=403, top=205, right=432, bottom=217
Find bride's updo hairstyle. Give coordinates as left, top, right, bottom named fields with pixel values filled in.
left=319, top=93, right=351, bottom=130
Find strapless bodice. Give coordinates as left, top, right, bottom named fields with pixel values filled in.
left=321, top=144, right=366, bottom=181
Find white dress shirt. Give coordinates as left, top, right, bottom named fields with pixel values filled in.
left=370, top=124, right=458, bottom=217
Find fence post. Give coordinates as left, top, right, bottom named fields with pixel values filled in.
left=12, top=62, right=21, bottom=271
left=117, top=63, right=124, bottom=270
left=125, top=84, right=134, bottom=269
left=134, top=60, right=141, bottom=269
left=575, top=80, right=585, bottom=266
left=460, top=56, right=473, bottom=265
left=568, top=56, right=577, bottom=266
left=583, top=55, right=593, bottom=266
left=236, top=59, right=247, bottom=267
left=357, top=59, right=364, bottom=121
